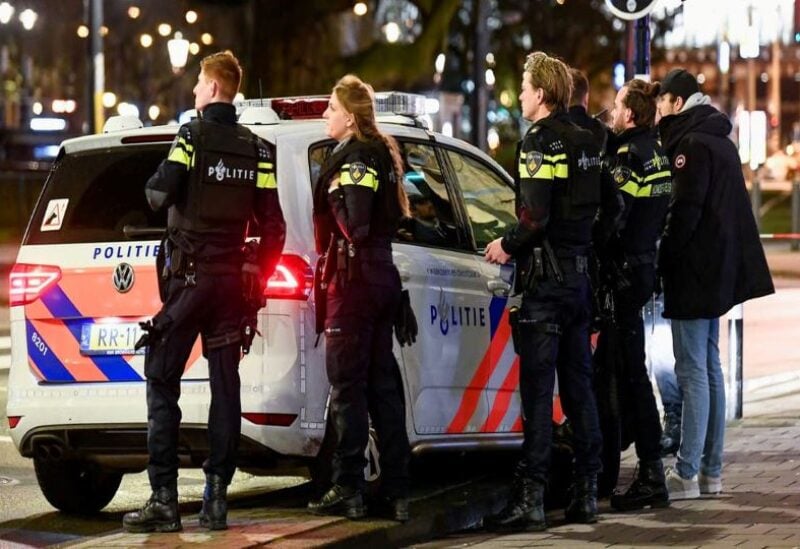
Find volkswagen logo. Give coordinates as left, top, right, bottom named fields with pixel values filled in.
left=113, top=263, right=135, bottom=293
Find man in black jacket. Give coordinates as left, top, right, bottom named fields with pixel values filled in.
left=123, top=51, right=286, bottom=532
left=568, top=68, right=608, bottom=153
left=656, top=69, right=774, bottom=500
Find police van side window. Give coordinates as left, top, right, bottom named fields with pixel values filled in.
left=25, top=146, right=169, bottom=245
left=396, top=141, right=462, bottom=250
left=308, top=140, right=463, bottom=250
left=445, top=150, right=516, bottom=250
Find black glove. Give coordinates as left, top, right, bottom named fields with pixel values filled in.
left=394, top=289, right=418, bottom=347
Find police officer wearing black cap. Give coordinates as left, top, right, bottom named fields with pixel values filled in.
left=123, top=50, right=286, bottom=533
left=603, top=78, right=672, bottom=511
left=484, top=52, right=605, bottom=532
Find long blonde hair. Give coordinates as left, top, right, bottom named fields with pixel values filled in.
left=333, top=74, right=410, bottom=217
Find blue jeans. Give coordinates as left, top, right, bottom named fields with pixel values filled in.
left=671, top=318, right=726, bottom=479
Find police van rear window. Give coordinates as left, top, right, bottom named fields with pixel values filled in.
left=24, top=146, right=169, bottom=245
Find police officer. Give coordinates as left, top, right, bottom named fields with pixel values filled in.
left=602, top=79, right=672, bottom=511
left=484, top=52, right=604, bottom=531
left=567, top=68, right=608, bottom=153
left=123, top=51, right=286, bottom=533
left=307, top=75, right=412, bottom=522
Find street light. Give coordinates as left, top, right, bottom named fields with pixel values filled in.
left=167, top=32, right=190, bottom=74
left=18, top=8, right=36, bottom=30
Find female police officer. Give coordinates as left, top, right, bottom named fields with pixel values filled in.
left=307, top=75, right=412, bottom=521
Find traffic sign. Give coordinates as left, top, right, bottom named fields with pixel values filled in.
left=605, top=0, right=660, bottom=21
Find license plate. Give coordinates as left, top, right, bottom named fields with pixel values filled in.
left=80, top=322, right=146, bottom=356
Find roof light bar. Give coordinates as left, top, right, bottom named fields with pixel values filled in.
left=234, top=91, right=431, bottom=121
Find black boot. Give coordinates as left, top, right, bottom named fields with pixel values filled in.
left=565, top=476, right=598, bottom=524
left=660, top=405, right=681, bottom=457
left=610, top=460, right=670, bottom=511
left=123, top=487, right=182, bottom=533
left=307, top=484, right=366, bottom=519
left=371, top=495, right=410, bottom=522
left=198, top=473, right=228, bottom=530
left=484, top=477, right=546, bottom=532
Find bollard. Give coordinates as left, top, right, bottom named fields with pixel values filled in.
left=751, top=171, right=762, bottom=231
left=726, top=304, right=744, bottom=421
left=792, top=178, right=800, bottom=252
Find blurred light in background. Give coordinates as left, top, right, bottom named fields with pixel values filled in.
left=140, top=33, right=153, bottom=48
left=424, top=98, right=440, bottom=114
left=32, top=102, right=42, bottom=115
left=485, top=69, right=496, bottom=87
left=613, top=62, right=625, bottom=90
left=102, top=92, right=117, bottom=108
left=19, top=8, right=37, bottom=30
left=185, top=10, right=198, bottom=24
left=383, top=21, right=401, bottom=43
left=148, top=105, right=160, bottom=121
left=128, top=6, right=140, bottom=19
left=189, top=42, right=200, bottom=55
left=353, top=2, right=368, bottom=16
left=158, top=23, right=172, bottom=37
left=487, top=128, right=500, bottom=150
left=201, top=32, right=213, bottom=45
left=77, top=24, right=89, bottom=38
left=117, top=102, right=140, bottom=118
left=718, top=41, right=730, bottom=74
left=441, top=122, right=453, bottom=138
left=30, top=118, right=66, bottom=131
left=0, top=2, right=14, bottom=24
left=434, top=53, right=445, bottom=74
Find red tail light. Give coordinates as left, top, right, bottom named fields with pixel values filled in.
left=9, top=263, right=62, bottom=306
left=242, top=412, right=298, bottom=427
left=8, top=416, right=21, bottom=429
left=265, top=254, right=312, bottom=301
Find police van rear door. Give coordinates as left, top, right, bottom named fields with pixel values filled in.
left=14, top=141, right=205, bottom=383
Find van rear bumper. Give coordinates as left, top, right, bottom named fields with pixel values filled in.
left=19, top=425, right=282, bottom=472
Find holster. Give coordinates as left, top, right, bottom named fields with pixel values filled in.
left=314, top=254, right=328, bottom=336
left=514, top=248, right=545, bottom=296
left=509, top=306, right=522, bottom=354
left=156, top=237, right=172, bottom=303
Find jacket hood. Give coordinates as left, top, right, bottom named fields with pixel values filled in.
left=658, top=104, right=732, bottom=156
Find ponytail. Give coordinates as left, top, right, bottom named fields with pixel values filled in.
left=333, top=74, right=410, bottom=217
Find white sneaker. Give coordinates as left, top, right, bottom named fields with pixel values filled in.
left=665, top=466, right=700, bottom=500
left=699, top=473, right=722, bottom=495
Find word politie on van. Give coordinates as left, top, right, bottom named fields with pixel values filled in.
left=430, top=303, right=487, bottom=336
left=92, top=244, right=160, bottom=260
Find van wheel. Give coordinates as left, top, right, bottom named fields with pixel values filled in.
left=309, top=421, right=381, bottom=497
left=34, top=456, right=122, bottom=514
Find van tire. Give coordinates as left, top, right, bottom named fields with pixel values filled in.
left=34, top=457, right=122, bottom=514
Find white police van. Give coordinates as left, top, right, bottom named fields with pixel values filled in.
left=5, top=93, right=550, bottom=513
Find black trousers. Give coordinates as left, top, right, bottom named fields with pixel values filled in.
left=324, top=261, right=410, bottom=497
left=613, top=263, right=662, bottom=462
left=518, top=271, right=602, bottom=485
left=145, top=268, right=244, bottom=491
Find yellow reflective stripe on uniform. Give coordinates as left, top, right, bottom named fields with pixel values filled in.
left=518, top=161, right=568, bottom=180
left=636, top=184, right=653, bottom=197
left=617, top=145, right=630, bottom=154
left=167, top=136, right=193, bottom=168
left=542, top=153, right=567, bottom=163
left=257, top=161, right=274, bottom=172
left=339, top=163, right=379, bottom=190
left=643, top=170, right=671, bottom=183
left=257, top=173, right=277, bottom=189
left=619, top=181, right=639, bottom=197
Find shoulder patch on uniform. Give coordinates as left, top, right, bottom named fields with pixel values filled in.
left=349, top=161, right=367, bottom=183
left=613, top=166, right=632, bottom=185
left=674, top=154, right=686, bottom=169
left=526, top=151, right=544, bottom=176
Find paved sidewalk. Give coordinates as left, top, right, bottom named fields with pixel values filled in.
left=415, top=378, right=800, bottom=548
